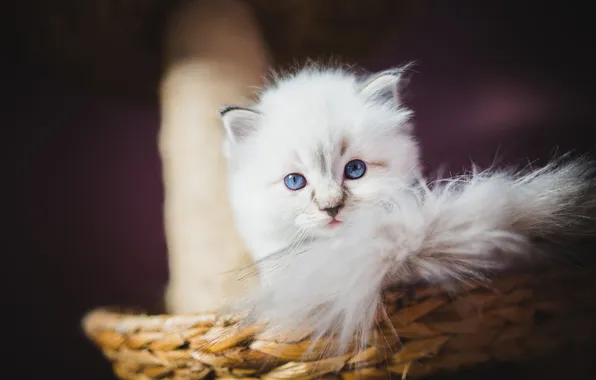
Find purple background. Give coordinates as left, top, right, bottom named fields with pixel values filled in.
left=8, top=1, right=596, bottom=378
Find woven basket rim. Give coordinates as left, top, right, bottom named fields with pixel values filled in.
left=83, top=265, right=596, bottom=379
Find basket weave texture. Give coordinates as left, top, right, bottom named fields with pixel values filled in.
left=84, top=266, right=596, bottom=379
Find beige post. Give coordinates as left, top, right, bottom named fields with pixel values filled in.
left=159, top=0, right=268, bottom=313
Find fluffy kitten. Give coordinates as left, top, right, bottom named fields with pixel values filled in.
left=221, top=67, right=420, bottom=265
left=220, top=66, right=595, bottom=352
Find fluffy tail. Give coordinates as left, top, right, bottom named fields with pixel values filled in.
left=400, top=155, right=596, bottom=283
left=239, top=156, right=596, bottom=356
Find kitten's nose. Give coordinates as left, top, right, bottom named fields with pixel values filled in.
left=321, top=203, right=344, bottom=218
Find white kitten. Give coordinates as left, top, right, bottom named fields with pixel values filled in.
left=220, top=65, right=595, bottom=353
left=221, top=66, right=420, bottom=266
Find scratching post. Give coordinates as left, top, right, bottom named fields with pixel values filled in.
left=159, top=0, right=268, bottom=313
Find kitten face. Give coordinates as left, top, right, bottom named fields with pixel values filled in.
left=221, top=67, right=421, bottom=262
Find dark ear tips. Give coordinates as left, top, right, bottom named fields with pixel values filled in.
left=218, top=105, right=254, bottom=117
left=219, top=106, right=261, bottom=143
left=218, top=105, right=234, bottom=116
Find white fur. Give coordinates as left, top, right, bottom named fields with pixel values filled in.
left=220, top=66, right=596, bottom=354
left=222, top=66, right=419, bottom=265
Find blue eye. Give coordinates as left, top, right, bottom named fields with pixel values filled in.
left=344, top=159, right=366, bottom=180
left=284, top=173, right=307, bottom=190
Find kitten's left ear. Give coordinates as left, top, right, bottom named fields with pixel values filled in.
left=359, top=64, right=413, bottom=104
left=219, top=106, right=261, bottom=143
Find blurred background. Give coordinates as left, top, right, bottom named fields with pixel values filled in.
left=7, top=0, right=596, bottom=378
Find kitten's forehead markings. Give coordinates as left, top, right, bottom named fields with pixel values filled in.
left=339, top=137, right=349, bottom=156
left=314, top=144, right=330, bottom=177
left=369, top=161, right=388, bottom=168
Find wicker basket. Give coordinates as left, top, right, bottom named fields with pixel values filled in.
left=83, top=265, right=596, bottom=379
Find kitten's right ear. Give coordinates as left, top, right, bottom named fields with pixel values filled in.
left=359, top=63, right=414, bottom=104
left=219, top=106, right=261, bottom=143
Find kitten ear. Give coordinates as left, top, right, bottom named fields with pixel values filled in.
left=219, top=106, right=261, bottom=143
left=359, top=64, right=412, bottom=104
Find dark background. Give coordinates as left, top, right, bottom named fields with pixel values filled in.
left=7, top=0, right=596, bottom=378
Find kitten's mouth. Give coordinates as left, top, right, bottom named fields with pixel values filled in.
left=327, top=219, right=342, bottom=228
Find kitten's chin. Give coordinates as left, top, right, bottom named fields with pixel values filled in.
left=315, top=221, right=344, bottom=237
left=327, top=219, right=342, bottom=228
